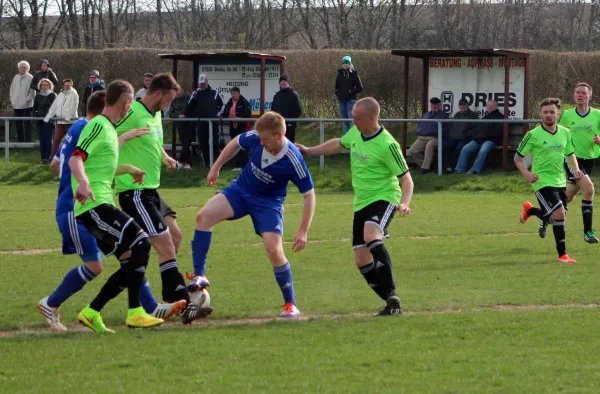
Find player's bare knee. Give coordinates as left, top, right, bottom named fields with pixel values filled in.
left=85, top=260, right=103, bottom=275
left=363, top=225, right=383, bottom=244
left=552, top=208, right=566, bottom=221
left=195, top=209, right=214, bottom=230
left=354, top=247, right=372, bottom=268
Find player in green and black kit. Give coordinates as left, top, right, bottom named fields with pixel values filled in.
left=70, top=80, right=165, bottom=331
left=516, top=98, right=583, bottom=264
left=296, top=97, right=414, bottom=316
left=115, top=73, right=211, bottom=323
left=557, top=82, right=600, bottom=243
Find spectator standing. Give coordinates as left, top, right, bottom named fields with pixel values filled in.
left=184, top=73, right=225, bottom=167
left=408, top=97, right=449, bottom=174
left=444, top=98, right=478, bottom=172
left=30, top=59, right=59, bottom=93
left=335, top=54, right=363, bottom=134
left=33, top=79, right=57, bottom=164
left=169, top=89, right=193, bottom=170
left=271, top=75, right=302, bottom=143
left=223, top=87, right=252, bottom=171
left=455, top=100, right=504, bottom=174
left=10, top=61, right=36, bottom=143
left=45, top=79, right=79, bottom=160
left=135, top=73, right=154, bottom=100
left=81, top=70, right=105, bottom=117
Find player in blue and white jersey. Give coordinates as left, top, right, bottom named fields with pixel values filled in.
left=188, top=111, right=316, bottom=317
left=38, top=91, right=182, bottom=331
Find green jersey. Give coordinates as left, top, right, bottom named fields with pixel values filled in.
left=517, top=124, right=574, bottom=192
left=72, top=115, right=119, bottom=216
left=340, top=126, right=409, bottom=212
left=558, top=107, right=600, bottom=159
left=115, top=100, right=163, bottom=193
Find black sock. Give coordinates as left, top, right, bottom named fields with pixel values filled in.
left=159, top=260, right=190, bottom=303
left=527, top=207, right=546, bottom=220
left=89, top=266, right=127, bottom=312
left=582, top=200, right=593, bottom=233
left=359, top=262, right=387, bottom=300
left=367, top=240, right=396, bottom=299
left=552, top=220, right=566, bottom=256
left=126, top=237, right=151, bottom=309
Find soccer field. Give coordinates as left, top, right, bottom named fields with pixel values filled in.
left=2, top=185, right=600, bottom=393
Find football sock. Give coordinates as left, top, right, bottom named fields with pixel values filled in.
left=273, top=262, right=296, bottom=304
left=139, top=278, right=158, bottom=314
left=191, top=229, right=212, bottom=276
left=367, top=239, right=396, bottom=299
left=582, top=200, right=593, bottom=233
left=126, top=237, right=151, bottom=309
left=47, top=265, right=97, bottom=308
left=359, top=262, right=387, bottom=300
left=159, top=259, right=190, bottom=303
left=527, top=207, right=545, bottom=220
left=552, top=220, right=567, bottom=256
left=90, top=266, right=127, bottom=312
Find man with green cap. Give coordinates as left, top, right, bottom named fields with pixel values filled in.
left=335, top=54, right=363, bottom=134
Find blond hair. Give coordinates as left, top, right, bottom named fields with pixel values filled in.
left=255, top=111, right=286, bottom=135
left=38, top=78, right=54, bottom=91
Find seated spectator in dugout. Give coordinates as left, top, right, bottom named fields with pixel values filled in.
left=454, top=100, right=504, bottom=174
left=408, top=97, right=449, bottom=174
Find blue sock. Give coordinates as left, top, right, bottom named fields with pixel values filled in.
left=47, top=265, right=97, bottom=307
left=139, top=278, right=159, bottom=314
left=274, top=262, right=295, bottom=304
left=191, top=229, right=212, bottom=276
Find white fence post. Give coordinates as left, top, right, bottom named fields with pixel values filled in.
left=319, top=121, right=325, bottom=171
left=208, top=120, right=214, bottom=167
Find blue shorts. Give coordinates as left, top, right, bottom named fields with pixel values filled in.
left=56, top=211, right=102, bottom=262
left=220, top=181, right=284, bottom=236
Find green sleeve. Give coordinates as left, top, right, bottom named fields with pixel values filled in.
left=340, top=130, right=352, bottom=149
left=385, top=142, right=409, bottom=176
left=517, top=131, right=534, bottom=156
left=76, top=123, right=106, bottom=158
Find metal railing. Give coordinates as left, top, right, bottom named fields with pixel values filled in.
left=1, top=116, right=543, bottom=175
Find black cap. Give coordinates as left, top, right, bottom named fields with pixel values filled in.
left=279, top=74, right=290, bottom=83
left=458, top=98, right=468, bottom=105
left=41, top=59, right=49, bottom=65
left=430, top=97, right=441, bottom=104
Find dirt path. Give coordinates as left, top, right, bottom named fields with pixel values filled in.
left=1, top=303, right=597, bottom=338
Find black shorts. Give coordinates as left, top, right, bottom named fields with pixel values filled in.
left=352, top=200, right=396, bottom=248
left=564, top=157, right=594, bottom=184
left=77, top=203, right=147, bottom=257
left=118, top=189, right=175, bottom=237
left=535, top=187, right=567, bottom=217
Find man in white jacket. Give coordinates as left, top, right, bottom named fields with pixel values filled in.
left=45, top=79, right=79, bottom=160
left=10, top=61, right=36, bottom=142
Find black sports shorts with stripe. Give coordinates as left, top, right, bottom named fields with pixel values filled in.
left=77, top=203, right=147, bottom=257
left=118, top=189, right=176, bottom=237
left=535, top=186, right=568, bottom=217
left=352, top=200, right=397, bottom=249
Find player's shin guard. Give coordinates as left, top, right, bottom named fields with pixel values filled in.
left=89, top=266, right=127, bottom=312
left=273, top=262, right=296, bottom=304
left=47, top=265, right=97, bottom=307
left=582, top=200, right=593, bottom=233
left=359, top=262, right=387, bottom=300
left=552, top=220, right=567, bottom=256
left=159, top=259, right=190, bottom=303
left=191, top=229, right=212, bottom=276
left=367, top=239, right=396, bottom=299
left=126, top=235, right=151, bottom=309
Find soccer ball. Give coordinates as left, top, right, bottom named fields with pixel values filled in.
left=190, top=288, right=211, bottom=308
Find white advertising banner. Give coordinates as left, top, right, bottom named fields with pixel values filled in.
left=428, top=57, right=526, bottom=119
left=198, top=62, right=281, bottom=116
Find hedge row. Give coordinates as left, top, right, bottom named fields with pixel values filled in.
left=1, top=48, right=599, bottom=118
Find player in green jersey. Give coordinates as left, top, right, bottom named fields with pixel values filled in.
left=557, top=82, right=600, bottom=243
left=516, top=98, right=583, bottom=264
left=70, top=80, right=165, bottom=331
left=115, top=74, right=211, bottom=324
left=296, top=97, right=413, bottom=316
